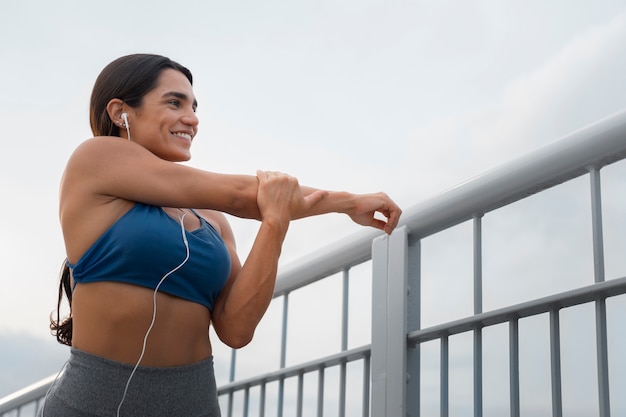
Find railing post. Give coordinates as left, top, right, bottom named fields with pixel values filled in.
left=589, top=166, right=611, bottom=417
left=473, top=214, right=484, bottom=417
left=406, top=238, right=421, bottom=416
left=371, top=226, right=408, bottom=416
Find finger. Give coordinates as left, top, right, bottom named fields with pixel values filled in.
left=369, top=218, right=388, bottom=233
left=384, top=206, right=402, bottom=233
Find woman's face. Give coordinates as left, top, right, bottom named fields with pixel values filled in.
left=125, top=68, right=199, bottom=162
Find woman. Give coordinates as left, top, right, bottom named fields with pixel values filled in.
left=43, top=53, right=401, bottom=416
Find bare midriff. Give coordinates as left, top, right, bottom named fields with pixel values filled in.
left=71, top=281, right=212, bottom=367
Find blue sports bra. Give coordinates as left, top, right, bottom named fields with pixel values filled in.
left=67, top=203, right=231, bottom=311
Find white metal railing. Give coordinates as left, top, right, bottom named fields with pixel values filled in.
left=2, top=109, right=626, bottom=416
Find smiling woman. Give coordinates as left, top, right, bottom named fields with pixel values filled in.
left=41, top=53, right=401, bottom=417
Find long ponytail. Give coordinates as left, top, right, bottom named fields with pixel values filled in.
left=50, top=262, right=73, bottom=346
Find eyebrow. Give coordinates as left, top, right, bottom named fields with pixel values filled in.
left=162, top=91, right=198, bottom=109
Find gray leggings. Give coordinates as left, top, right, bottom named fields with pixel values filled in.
left=39, top=348, right=221, bottom=417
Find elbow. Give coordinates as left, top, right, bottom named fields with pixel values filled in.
left=213, top=318, right=256, bottom=349
left=219, top=331, right=254, bottom=349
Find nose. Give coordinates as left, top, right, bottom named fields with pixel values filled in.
left=182, top=108, right=199, bottom=129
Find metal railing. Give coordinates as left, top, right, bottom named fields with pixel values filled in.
left=2, top=109, right=626, bottom=416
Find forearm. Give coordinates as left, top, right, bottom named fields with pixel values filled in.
left=297, top=187, right=355, bottom=218
left=212, top=220, right=287, bottom=348
left=299, top=186, right=402, bottom=234
left=208, top=173, right=261, bottom=220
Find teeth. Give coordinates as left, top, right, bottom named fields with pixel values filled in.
left=173, top=132, right=192, bottom=141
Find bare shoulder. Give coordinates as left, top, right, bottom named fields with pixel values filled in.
left=60, top=137, right=129, bottom=207
left=69, top=135, right=125, bottom=156
left=66, top=136, right=144, bottom=167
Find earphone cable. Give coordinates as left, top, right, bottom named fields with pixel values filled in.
left=116, top=209, right=190, bottom=417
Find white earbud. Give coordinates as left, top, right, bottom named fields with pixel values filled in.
left=120, top=113, right=131, bottom=141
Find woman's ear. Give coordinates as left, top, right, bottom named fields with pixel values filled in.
left=106, top=98, right=125, bottom=126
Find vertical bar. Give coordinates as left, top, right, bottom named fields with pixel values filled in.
left=281, top=294, right=289, bottom=368
left=227, top=392, right=234, bottom=417
left=589, top=167, right=611, bottom=417
left=36, top=398, right=43, bottom=417
left=342, top=268, right=350, bottom=351
left=387, top=228, right=408, bottom=416
left=259, top=383, right=266, bottom=417
left=441, top=336, right=449, bottom=417
left=339, top=361, right=347, bottom=417
left=473, top=215, right=484, bottom=417
left=550, top=309, right=563, bottom=417
left=297, top=372, right=304, bottom=417
left=589, top=167, right=605, bottom=283
left=596, top=299, right=611, bottom=417
left=473, top=215, right=483, bottom=315
left=229, top=348, right=237, bottom=382
left=363, top=355, right=371, bottom=417
left=339, top=270, right=349, bottom=416
left=509, top=318, right=520, bottom=417
left=474, top=328, right=483, bottom=417
left=317, top=368, right=325, bottom=417
left=370, top=234, right=389, bottom=417
left=406, top=240, right=421, bottom=416
left=277, top=294, right=289, bottom=417
left=370, top=228, right=409, bottom=416
left=243, top=386, right=250, bottom=417
left=277, top=379, right=284, bottom=417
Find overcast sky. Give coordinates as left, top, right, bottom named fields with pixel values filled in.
left=1, top=0, right=626, bottom=413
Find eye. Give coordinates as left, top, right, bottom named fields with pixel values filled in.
left=168, top=99, right=181, bottom=108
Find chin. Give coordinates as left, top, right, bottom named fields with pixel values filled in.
left=173, top=153, right=192, bottom=162
left=169, top=147, right=192, bottom=162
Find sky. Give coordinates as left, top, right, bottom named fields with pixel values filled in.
left=1, top=0, right=626, bottom=414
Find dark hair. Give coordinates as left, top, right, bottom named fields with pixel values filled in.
left=50, top=54, right=193, bottom=346
left=89, top=53, right=193, bottom=137
left=50, top=262, right=73, bottom=346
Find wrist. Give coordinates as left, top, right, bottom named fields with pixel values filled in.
left=260, top=216, right=290, bottom=239
left=329, top=190, right=356, bottom=214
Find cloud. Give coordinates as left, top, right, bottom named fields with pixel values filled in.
left=400, top=11, right=626, bottom=198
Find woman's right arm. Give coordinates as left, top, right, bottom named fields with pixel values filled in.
left=60, top=136, right=263, bottom=219
left=61, top=136, right=400, bottom=231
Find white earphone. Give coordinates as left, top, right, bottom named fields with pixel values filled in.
left=120, top=113, right=131, bottom=141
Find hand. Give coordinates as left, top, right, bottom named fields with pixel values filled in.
left=347, top=192, right=402, bottom=235
left=256, top=171, right=328, bottom=227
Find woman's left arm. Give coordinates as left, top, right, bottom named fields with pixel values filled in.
left=299, top=187, right=402, bottom=235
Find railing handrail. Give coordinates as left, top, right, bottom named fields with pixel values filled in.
left=275, top=108, right=626, bottom=295
left=407, top=275, right=626, bottom=345
left=0, top=374, right=56, bottom=413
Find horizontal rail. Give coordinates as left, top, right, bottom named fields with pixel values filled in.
left=407, top=275, right=626, bottom=345
left=0, top=374, right=56, bottom=414
left=217, top=344, right=370, bottom=394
